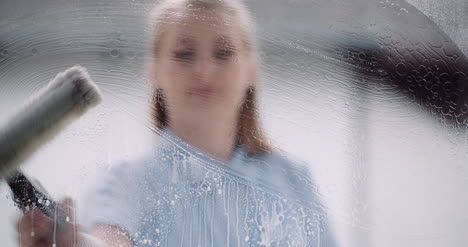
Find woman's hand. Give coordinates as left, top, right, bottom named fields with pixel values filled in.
left=16, top=197, right=78, bottom=247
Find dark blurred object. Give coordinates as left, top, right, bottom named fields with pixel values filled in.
left=6, top=170, right=63, bottom=219
left=368, top=0, right=468, bottom=127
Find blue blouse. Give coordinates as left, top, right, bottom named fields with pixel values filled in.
left=80, top=128, right=337, bottom=246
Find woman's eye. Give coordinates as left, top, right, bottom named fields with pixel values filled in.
left=174, top=50, right=194, bottom=60
left=215, top=49, right=234, bottom=60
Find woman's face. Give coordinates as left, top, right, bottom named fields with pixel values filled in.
left=152, top=9, right=255, bottom=123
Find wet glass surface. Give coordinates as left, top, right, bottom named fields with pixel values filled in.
left=1, top=0, right=468, bottom=246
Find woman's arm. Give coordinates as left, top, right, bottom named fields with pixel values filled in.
left=80, top=160, right=142, bottom=246
left=88, top=224, right=134, bottom=247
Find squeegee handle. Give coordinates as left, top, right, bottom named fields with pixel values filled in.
left=7, top=170, right=67, bottom=224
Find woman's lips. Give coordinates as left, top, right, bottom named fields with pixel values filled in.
left=189, top=86, right=215, bottom=97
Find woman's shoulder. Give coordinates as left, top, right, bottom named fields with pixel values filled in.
left=88, top=151, right=157, bottom=187
left=248, top=150, right=322, bottom=205
left=253, top=149, right=314, bottom=183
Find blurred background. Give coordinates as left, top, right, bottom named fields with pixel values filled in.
left=1, top=0, right=468, bottom=246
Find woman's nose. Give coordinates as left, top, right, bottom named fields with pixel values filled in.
left=193, top=56, right=216, bottom=82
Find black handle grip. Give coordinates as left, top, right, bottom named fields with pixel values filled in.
left=6, top=170, right=68, bottom=225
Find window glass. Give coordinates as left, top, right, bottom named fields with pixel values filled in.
left=1, top=0, right=467, bottom=246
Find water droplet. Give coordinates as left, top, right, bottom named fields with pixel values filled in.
left=127, top=51, right=136, bottom=59
left=110, top=49, right=119, bottom=58
left=396, top=63, right=407, bottom=76
left=1, top=50, right=7, bottom=56
left=30, top=231, right=35, bottom=237
left=31, top=48, right=38, bottom=55
left=66, top=216, right=70, bottom=222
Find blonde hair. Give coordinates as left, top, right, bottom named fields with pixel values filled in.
left=149, top=0, right=272, bottom=157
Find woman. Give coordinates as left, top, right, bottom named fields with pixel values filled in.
left=17, top=0, right=336, bottom=246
